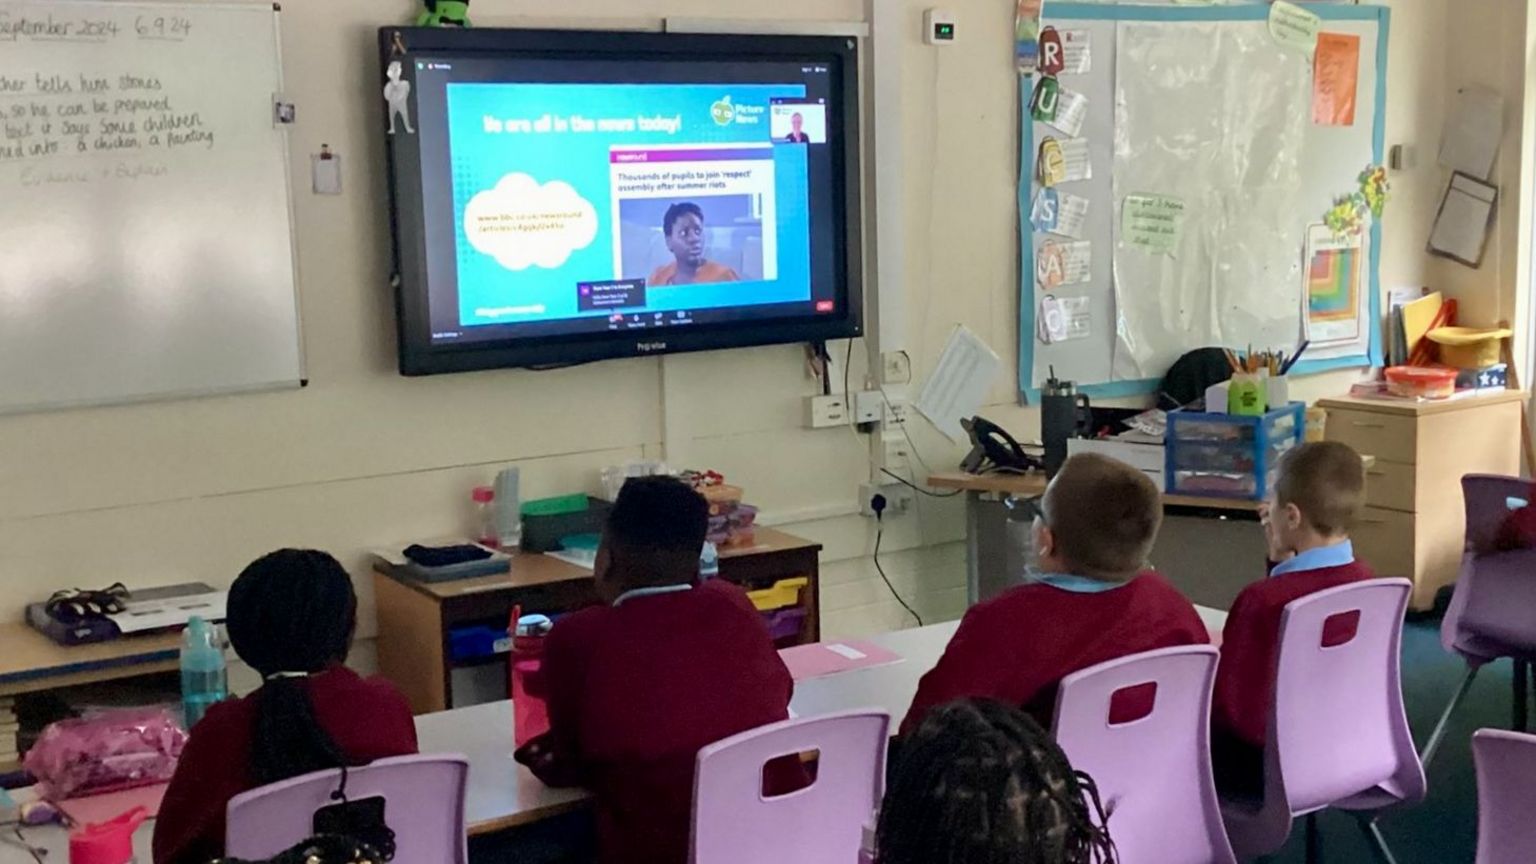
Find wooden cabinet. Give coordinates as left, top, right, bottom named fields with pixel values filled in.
left=375, top=528, right=824, bottom=714
left=1318, top=391, right=1524, bottom=610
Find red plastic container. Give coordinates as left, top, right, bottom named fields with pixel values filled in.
left=510, top=608, right=553, bottom=748
left=1385, top=365, right=1458, bottom=400
left=70, top=806, right=147, bottom=864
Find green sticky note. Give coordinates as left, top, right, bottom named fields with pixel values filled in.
left=1122, top=194, right=1185, bottom=255
left=1268, top=0, right=1320, bottom=54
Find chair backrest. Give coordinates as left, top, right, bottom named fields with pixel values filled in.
left=1462, top=474, right=1531, bottom=554
left=1053, top=645, right=1235, bottom=864
left=1444, top=475, right=1536, bottom=657
left=1473, top=728, right=1536, bottom=864
left=1269, top=579, right=1424, bottom=813
left=225, top=754, right=469, bottom=863
left=690, top=710, right=889, bottom=864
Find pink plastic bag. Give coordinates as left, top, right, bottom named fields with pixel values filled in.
left=23, top=707, right=187, bottom=801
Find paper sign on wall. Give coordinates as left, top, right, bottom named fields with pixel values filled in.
left=1312, top=32, right=1360, bottom=126
left=915, top=325, right=1003, bottom=442
left=1031, top=76, right=1060, bottom=122
left=1036, top=240, right=1092, bottom=290
left=1303, top=223, right=1367, bottom=346
left=1014, top=0, right=1044, bottom=73
left=1045, top=86, right=1089, bottom=137
left=1039, top=27, right=1066, bottom=76
left=1038, top=137, right=1092, bottom=187
left=1122, top=194, right=1185, bottom=255
left=1059, top=29, right=1092, bottom=75
left=1038, top=295, right=1091, bottom=344
left=1268, top=0, right=1320, bottom=54
left=1032, top=188, right=1090, bottom=238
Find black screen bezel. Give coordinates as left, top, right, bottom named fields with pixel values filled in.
left=380, top=27, right=863, bottom=375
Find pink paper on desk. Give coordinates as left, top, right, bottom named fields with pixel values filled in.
left=780, top=641, right=904, bottom=681
left=58, top=782, right=167, bottom=825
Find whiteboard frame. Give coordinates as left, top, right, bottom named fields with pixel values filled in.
left=1017, top=2, right=1388, bottom=403
left=0, top=0, right=306, bottom=415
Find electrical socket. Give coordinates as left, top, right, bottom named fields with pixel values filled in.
left=883, top=438, right=912, bottom=471
left=883, top=399, right=909, bottom=426
left=860, top=482, right=915, bottom=517
left=881, top=352, right=913, bottom=385
left=803, top=394, right=847, bottom=429
left=853, top=390, right=884, bottom=425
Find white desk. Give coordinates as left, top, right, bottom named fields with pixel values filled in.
left=414, top=699, right=590, bottom=836
left=0, top=605, right=1228, bottom=859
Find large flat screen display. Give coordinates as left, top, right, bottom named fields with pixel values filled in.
left=381, top=28, right=862, bottom=374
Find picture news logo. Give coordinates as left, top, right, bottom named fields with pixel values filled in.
left=710, top=95, right=735, bottom=126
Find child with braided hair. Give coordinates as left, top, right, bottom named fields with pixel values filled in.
left=154, top=550, right=418, bottom=864
left=877, top=698, right=1117, bottom=864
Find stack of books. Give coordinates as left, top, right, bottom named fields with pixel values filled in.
left=0, top=698, right=17, bottom=766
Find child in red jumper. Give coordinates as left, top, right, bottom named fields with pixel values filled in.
left=154, top=550, right=419, bottom=864
left=901, top=453, right=1209, bottom=735
left=1212, top=441, right=1374, bottom=796
left=516, top=476, right=795, bottom=864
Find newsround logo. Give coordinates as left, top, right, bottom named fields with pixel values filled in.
left=710, top=95, right=735, bottom=126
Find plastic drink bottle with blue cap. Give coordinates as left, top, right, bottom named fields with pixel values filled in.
left=180, top=616, right=227, bottom=729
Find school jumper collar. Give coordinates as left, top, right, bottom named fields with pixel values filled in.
left=1269, top=539, right=1355, bottom=577
left=1029, top=571, right=1128, bottom=594
left=613, top=583, right=694, bottom=607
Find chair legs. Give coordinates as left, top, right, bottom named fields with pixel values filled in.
left=1357, top=816, right=1401, bottom=864
left=1304, top=813, right=1322, bottom=864
left=1422, top=666, right=1479, bottom=768
left=1515, top=659, right=1530, bottom=732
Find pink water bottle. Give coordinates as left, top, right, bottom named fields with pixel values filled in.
left=511, top=609, right=554, bottom=748
left=70, top=806, right=147, bottom=864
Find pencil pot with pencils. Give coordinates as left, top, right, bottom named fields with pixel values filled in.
left=1165, top=402, right=1305, bottom=500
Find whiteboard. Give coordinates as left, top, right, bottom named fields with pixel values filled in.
left=0, top=0, right=302, bottom=413
left=1020, top=3, right=1386, bottom=399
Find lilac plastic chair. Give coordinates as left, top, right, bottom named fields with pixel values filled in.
left=1220, top=578, right=1424, bottom=864
left=1423, top=475, right=1536, bottom=768
left=1052, top=645, right=1236, bottom=864
left=690, top=710, right=889, bottom=864
left=225, top=754, right=470, bottom=863
left=1472, top=728, right=1536, bottom=864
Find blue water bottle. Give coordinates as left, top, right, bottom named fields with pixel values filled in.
left=180, top=616, right=227, bottom=730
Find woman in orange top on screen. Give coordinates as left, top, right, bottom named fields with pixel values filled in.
left=648, top=202, right=740, bottom=286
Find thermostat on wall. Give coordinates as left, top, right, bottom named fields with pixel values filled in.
left=924, top=9, right=956, bottom=45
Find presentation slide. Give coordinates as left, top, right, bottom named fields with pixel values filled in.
left=445, top=83, right=813, bottom=331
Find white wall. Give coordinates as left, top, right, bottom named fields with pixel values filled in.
left=0, top=0, right=1513, bottom=646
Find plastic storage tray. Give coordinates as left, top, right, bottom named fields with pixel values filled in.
left=1165, top=402, right=1304, bottom=500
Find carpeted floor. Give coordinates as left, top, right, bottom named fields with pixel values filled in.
left=1259, top=615, right=1498, bottom=863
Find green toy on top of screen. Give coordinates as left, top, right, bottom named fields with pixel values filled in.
left=418, top=0, right=471, bottom=27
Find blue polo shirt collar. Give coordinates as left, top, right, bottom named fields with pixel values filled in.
left=1270, top=540, right=1355, bottom=577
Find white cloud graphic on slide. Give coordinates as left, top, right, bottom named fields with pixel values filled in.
left=463, top=173, right=598, bottom=270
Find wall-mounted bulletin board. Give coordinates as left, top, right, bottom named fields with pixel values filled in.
left=1018, top=2, right=1389, bottom=401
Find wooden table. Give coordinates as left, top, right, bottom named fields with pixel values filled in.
left=0, top=623, right=183, bottom=699
left=375, top=527, right=825, bottom=714
left=928, top=471, right=1262, bottom=604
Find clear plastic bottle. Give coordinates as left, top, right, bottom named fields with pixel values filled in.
left=472, top=485, right=498, bottom=547
left=180, top=616, right=227, bottom=730
left=699, top=541, right=720, bottom=580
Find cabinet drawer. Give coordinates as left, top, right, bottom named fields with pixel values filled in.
left=1351, top=506, right=1417, bottom=580
left=1325, top=409, right=1418, bottom=464
left=1362, top=459, right=1417, bottom=512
